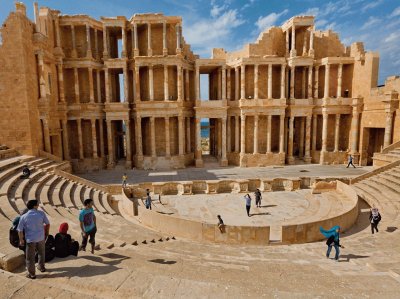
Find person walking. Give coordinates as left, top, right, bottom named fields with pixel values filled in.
left=369, top=207, right=382, bottom=234
left=346, top=154, right=356, bottom=168
left=145, top=194, right=152, bottom=210
left=244, top=194, right=251, bottom=217
left=320, top=225, right=344, bottom=262
left=122, top=173, right=128, bottom=188
left=217, top=215, right=225, bottom=232
left=79, top=199, right=97, bottom=254
left=17, top=199, right=50, bottom=279
left=254, top=189, right=262, bottom=208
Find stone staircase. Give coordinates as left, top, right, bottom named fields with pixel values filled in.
left=372, top=141, right=400, bottom=167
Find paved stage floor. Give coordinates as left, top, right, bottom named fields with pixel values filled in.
left=81, top=164, right=372, bottom=185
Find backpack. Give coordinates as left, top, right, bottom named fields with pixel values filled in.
left=326, top=235, right=335, bottom=246
left=9, top=227, right=20, bottom=248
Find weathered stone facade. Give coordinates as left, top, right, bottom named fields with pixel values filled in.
left=0, top=3, right=398, bottom=172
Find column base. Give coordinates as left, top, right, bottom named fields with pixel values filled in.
left=71, top=50, right=78, bottom=58
left=134, top=49, right=139, bottom=57
left=86, top=50, right=93, bottom=59
left=163, top=49, right=168, bottom=56
left=195, top=159, right=204, bottom=168
left=303, top=156, right=311, bottom=163
left=220, top=159, right=228, bottom=167
left=286, top=156, right=295, bottom=165
left=319, top=151, right=328, bottom=165
left=125, top=160, right=132, bottom=169
left=148, top=49, right=153, bottom=56
left=107, top=162, right=115, bottom=169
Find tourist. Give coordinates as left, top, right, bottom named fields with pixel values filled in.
left=217, top=215, right=225, bottom=232
left=122, top=173, right=128, bottom=188
left=320, top=225, right=344, bottom=261
left=20, top=165, right=30, bottom=179
left=369, top=207, right=382, bottom=234
left=17, top=199, right=50, bottom=279
left=145, top=194, right=152, bottom=210
left=244, top=194, right=251, bottom=217
left=55, top=222, right=79, bottom=258
left=79, top=199, right=97, bottom=254
left=346, top=154, right=356, bottom=168
left=254, top=189, right=262, bottom=208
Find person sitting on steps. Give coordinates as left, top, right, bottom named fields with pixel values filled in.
left=55, top=222, right=79, bottom=258
left=21, top=165, right=31, bottom=179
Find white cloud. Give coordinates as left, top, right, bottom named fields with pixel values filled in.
left=361, top=16, right=381, bottom=30
left=210, top=5, right=226, bottom=18
left=255, top=9, right=288, bottom=31
left=384, top=32, right=400, bottom=43
left=315, top=19, right=328, bottom=28
left=390, top=6, right=400, bottom=18
left=361, top=0, right=384, bottom=13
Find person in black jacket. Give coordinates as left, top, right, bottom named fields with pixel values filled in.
left=55, top=222, right=79, bottom=258
left=369, top=207, right=382, bottom=234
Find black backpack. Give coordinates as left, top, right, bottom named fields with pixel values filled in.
left=9, top=227, right=20, bottom=248
left=326, top=235, right=335, bottom=246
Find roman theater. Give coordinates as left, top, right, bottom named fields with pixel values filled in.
left=1, top=2, right=400, bottom=297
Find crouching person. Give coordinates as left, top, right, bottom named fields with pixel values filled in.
left=17, top=199, right=50, bottom=279
left=79, top=199, right=97, bottom=254
left=55, top=223, right=79, bottom=258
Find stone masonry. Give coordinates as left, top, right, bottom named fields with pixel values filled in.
left=0, top=3, right=398, bottom=172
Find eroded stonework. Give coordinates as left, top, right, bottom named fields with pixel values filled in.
left=0, top=3, right=399, bottom=172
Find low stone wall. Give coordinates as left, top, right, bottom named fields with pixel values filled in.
left=54, top=169, right=109, bottom=194
left=239, top=152, right=285, bottom=167
left=281, top=181, right=359, bottom=244
left=0, top=148, right=18, bottom=160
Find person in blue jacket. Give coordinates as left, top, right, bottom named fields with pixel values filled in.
left=320, top=225, right=344, bottom=261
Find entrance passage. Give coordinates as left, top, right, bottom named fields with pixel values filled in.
left=201, top=118, right=210, bottom=155
left=364, top=128, right=385, bottom=165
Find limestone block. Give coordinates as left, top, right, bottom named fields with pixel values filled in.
left=152, top=183, right=164, bottom=195
left=0, top=251, right=25, bottom=272
left=311, top=181, right=337, bottom=194
left=192, top=181, right=207, bottom=194
left=260, top=179, right=273, bottom=192
left=177, top=181, right=192, bottom=195
left=202, top=223, right=216, bottom=242
left=206, top=180, right=219, bottom=194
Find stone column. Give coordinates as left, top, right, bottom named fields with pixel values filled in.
left=302, top=31, right=307, bottom=56
left=304, top=115, right=311, bottom=162
left=55, top=17, right=61, bottom=48
left=36, top=53, right=45, bottom=97
left=334, top=114, right=341, bottom=152
left=218, top=69, right=222, bottom=100
left=279, top=114, right=285, bottom=154
left=324, top=64, right=330, bottom=99
left=320, top=112, right=328, bottom=164
left=164, top=65, right=169, bottom=101
left=163, top=21, right=168, bottom=55
left=91, top=119, right=98, bottom=158
left=123, top=66, right=129, bottom=102
left=165, top=117, right=170, bottom=157
left=235, top=116, right=240, bottom=152
left=221, top=117, right=228, bottom=165
left=106, top=120, right=114, bottom=167
left=61, top=120, right=70, bottom=160
left=135, top=116, right=143, bottom=157
left=285, top=67, right=289, bottom=98
left=121, top=27, right=127, bottom=58
left=195, top=66, right=200, bottom=101
left=147, top=23, right=152, bottom=56
left=74, top=68, right=80, bottom=103
left=227, top=68, right=231, bottom=100
left=57, top=64, right=65, bottom=102
left=337, top=63, right=343, bottom=98
left=71, top=25, right=77, bottom=58
left=125, top=119, right=132, bottom=168
left=185, top=69, right=190, bottom=101
left=178, top=116, right=184, bottom=155
left=350, top=108, right=360, bottom=155
left=186, top=117, right=191, bottom=153
left=287, top=116, right=294, bottom=164
left=89, top=68, right=94, bottom=103
left=299, top=117, right=305, bottom=157
left=280, top=64, right=286, bottom=99
left=254, top=64, right=259, bottom=100
left=102, top=25, right=108, bottom=58
left=240, top=114, right=246, bottom=154
left=301, top=68, right=306, bottom=99
left=290, top=66, right=295, bottom=99
left=308, top=66, right=313, bottom=99
left=240, top=65, right=246, bottom=99
left=254, top=115, right=259, bottom=154
left=309, top=27, right=314, bottom=56
left=314, top=66, right=319, bottom=99
left=384, top=112, right=394, bottom=148
left=290, top=25, right=296, bottom=57
left=222, top=66, right=227, bottom=101
left=94, top=29, right=99, bottom=60
left=268, top=64, right=273, bottom=99
left=34, top=2, right=40, bottom=32
left=267, top=115, right=272, bottom=153
left=86, top=24, right=92, bottom=58
left=149, top=65, right=154, bottom=101
left=285, top=30, right=289, bottom=56
left=135, top=66, right=141, bottom=102
left=105, top=69, right=110, bottom=103
left=227, top=116, right=231, bottom=153
left=150, top=117, right=156, bottom=157
left=133, top=23, right=139, bottom=56
left=77, top=119, right=84, bottom=159
left=195, top=117, right=203, bottom=167
left=99, top=119, right=104, bottom=158
left=42, top=119, right=51, bottom=153
left=176, top=24, right=181, bottom=54
left=312, top=114, right=317, bottom=151
left=96, top=70, right=101, bottom=103
left=177, top=65, right=183, bottom=101
left=235, top=67, right=239, bottom=100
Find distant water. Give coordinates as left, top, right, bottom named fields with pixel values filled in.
left=201, top=121, right=209, bottom=138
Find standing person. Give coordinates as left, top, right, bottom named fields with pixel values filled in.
left=55, top=222, right=79, bottom=258
left=145, top=194, right=152, bottom=210
left=244, top=194, right=251, bottom=217
left=369, top=207, right=382, bottom=234
left=79, top=199, right=97, bottom=254
left=346, top=154, right=356, bottom=168
left=217, top=215, right=225, bottom=232
left=122, top=173, right=128, bottom=188
left=17, top=200, right=50, bottom=279
left=320, top=225, right=344, bottom=262
left=254, top=189, right=262, bottom=208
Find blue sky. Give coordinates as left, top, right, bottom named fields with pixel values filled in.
left=1, top=0, right=399, bottom=84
